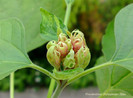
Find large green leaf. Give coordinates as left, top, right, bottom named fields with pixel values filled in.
left=95, top=57, right=132, bottom=98
left=96, top=4, right=133, bottom=97
left=0, top=18, right=32, bottom=80
left=40, top=8, right=67, bottom=41
left=102, top=21, right=116, bottom=61
left=111, top=4, right=133, bottom=71
left=0, top=0, right=65, bottom=52
left=95, top=57, right=110, bottom=93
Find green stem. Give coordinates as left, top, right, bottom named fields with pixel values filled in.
left=47, top=69, right=56, bottom=98
left=64, top=3, right=72, bottom=26
left=67, top=62, right=113, bottom=85
left=10, top=72, right=14, bottom=98
left=48, top=2, right=73, bottom=97
left=52, top=83, right=63, bottom=98
left=30, top=64, right=58, bottom=82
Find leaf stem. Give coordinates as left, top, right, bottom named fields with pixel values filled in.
left=47, top=69, right=56, bottom=98
left=10, top=72, right=14, bottom=98
left=64, top=3, right=72, bottom=26
left=67, top=62, right=113, bottom=85
left=30, top=64, right=58, bottom=81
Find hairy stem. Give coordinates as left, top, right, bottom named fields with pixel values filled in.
left=47, top=69, right=56, bottom=98
left=64, top=3, right=72, bottom=26
left=10, top=72, right=14, bottom=98
left=66, top=62, right=113, bottom=85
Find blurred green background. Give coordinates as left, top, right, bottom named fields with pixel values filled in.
left=0, top=0, right=133, bottom=91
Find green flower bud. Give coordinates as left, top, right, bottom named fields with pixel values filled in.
left=63, top=49, right=75, bottom=69
left=58, top=33, right=67, bottom=42
left=75, top=46, right=91, bottom=69
left=46, top=29, right=91, bottom=71
left=71, top=30, right=86, bottom=53
left=81, top=46, right=91, bottom=69
left=46, top=40, right=57, bottom=49
left=72, top=37, right=85, bottom=53
left=47, top=46, right=61, bottom=70
left=72, top=30, right=84, bottom=39
left=56, top=42, right=68, bottom=58
left=65, top=39, right=72, bottom=51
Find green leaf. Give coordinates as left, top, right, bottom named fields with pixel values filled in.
left=54, top=68, right=84, bottom=80
left=0, top=18, right=32, bottom=80
left=111, top=4, right=133, bottom=71
left=96, top=4, right=133, bottom=97
left=0, top=0, right=65, bottom=52
left=102, top=21, right=116, bottom=61
left=95, top=57, right=132, bottom=97
left=40, top=8, right=67, bottom=41
left=95, top=57, right=110, bottom=93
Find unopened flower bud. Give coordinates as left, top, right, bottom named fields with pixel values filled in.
left=56, top=42, right=68, bottom=57
left=72, top=30, right=84, bottom=38
left=63, top=49, right=75, bottom=68
left=46, top=29, right=91, bottom=71
left=58, top=33, right=67, bottom=42
left=47, top=46, right=61, bottom=70
left=46, top=40, right=57, bottom=49
left=75, top=46, right=91, bottom=69
left=70, top=30, right=86, bottom=53
left=72, top=37, right=85, bottom=53
left=65, top=39, right=72, bottom=51
left=81, top=46, right=91, bottom=69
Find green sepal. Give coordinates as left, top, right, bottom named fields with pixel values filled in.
left=53, top=68, right=84, bottom=80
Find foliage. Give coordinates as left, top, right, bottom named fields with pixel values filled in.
left=0, top=1, right=133, bottom=96
left=0, top=0, right=65, bottom=52
left=0, top=18, right=32, bottom=79
left=95, top=4, right=133, bottom=97
left=40, top=8, right=67, bottom=41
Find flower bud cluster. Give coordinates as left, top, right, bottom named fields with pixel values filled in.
left=46, top=30, right=91, bottom=71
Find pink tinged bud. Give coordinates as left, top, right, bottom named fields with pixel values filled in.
left=72, top=37, right=85, bottom=53
left=58, top=33, right=67, bottom=42
left=75, top=46, right=91, bottom=69
left=72, top=30, right=84, bottom=38
left=63, top=49, right=75, bottom=69
left=47, top=46, right=61, bottom=70
left=56, top=42, right=68, bottom=57
left=70, top=30, right=86, bottom=53
left=65, top=39, right=72, bottom=51
left=46, top=40, right=57, bottom=49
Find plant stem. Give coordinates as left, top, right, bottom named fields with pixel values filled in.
left=48, top=2, right=73, bottom=97
left=67, top=62, right=113, bottom=85
left=52, top=83, right=63, bottom=98
left=64, top=3, right=72, bottom=26
left=48, top=1, right=73, bottom=98
left=47, top=69, right=56, bottom=98
left=10, top=72, right=14, bottom=98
